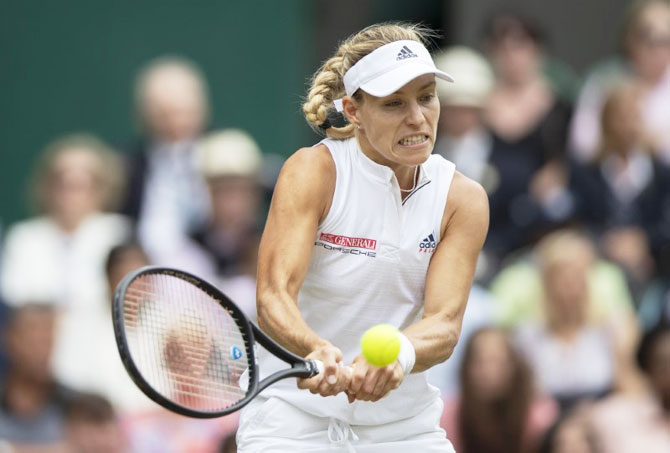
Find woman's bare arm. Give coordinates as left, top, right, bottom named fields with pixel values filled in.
left=403, top=172, right=489, bottom=372
left=256, top=145, right=349, bottom=395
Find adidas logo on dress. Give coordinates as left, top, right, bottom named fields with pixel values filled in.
left=418, top=233, right=437, bottom=253
left=396, top=45, right=418, bottom=61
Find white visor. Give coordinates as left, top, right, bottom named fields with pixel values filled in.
left=334, top=40, right=454, bottom=112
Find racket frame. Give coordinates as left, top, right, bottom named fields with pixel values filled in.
left=113, top=266, right=320, bottom=418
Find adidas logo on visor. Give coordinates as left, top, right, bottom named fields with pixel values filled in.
left=396, top=45, right=418, bottom=61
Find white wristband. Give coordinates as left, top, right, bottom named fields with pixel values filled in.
left=396, top=332, right=416, bottom=376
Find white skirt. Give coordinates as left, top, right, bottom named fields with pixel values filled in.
left=237, top=394, right=455, bottom=452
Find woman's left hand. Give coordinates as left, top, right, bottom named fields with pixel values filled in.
left=346, top=355, right=404, bottom=403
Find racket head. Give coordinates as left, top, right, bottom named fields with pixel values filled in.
left=112, top=266, right=259, bottom=418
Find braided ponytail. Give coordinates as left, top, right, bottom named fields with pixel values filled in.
left=302, top=55, right=354, bottom=140
left=302, top=23, right=433, bottom=140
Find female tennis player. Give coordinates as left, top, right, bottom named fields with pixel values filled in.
left=237, top=23, right=489, bottom=452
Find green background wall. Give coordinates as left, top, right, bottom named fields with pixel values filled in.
left=0, top=1, right=315, bottom=226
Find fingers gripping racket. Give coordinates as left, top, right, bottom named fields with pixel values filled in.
left=112, top=266, right=324, bottom=418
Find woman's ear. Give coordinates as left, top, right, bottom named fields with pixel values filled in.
left=342, top=96, right=360, bottom=129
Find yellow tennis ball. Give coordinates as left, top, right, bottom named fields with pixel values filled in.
left=360, top=324, right=401, bottom=367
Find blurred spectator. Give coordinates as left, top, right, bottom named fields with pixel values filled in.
left=431, top=46, right=499, bottom=282
left=0, top=305, right=77, bottom=448
left=0, top=134, right=131, bottom=394
left=441, top=327, right=558, bottom=453
left=570, top=81, right=670, bottom=299
left=122, top=410, right=238, bottom=453
left=0, top=300, right=9, bottom=379
left=120, top=56, right=212, bottom=266
left=1, top=134, right=129, bottom=308
left=588, top=325, right=670, bottom=452
left=195, top=129, right=264, bottom=277
left=638, top=280, right=670, bottom=333
left=217, top=233, right=260, bottom=322
left=193, top=129, right=265, bottom=319
left=514, top=230, right=625, bottom=409
left=105, top=241, right=151, bottom=293
left=64, top=393, right=126, bottom=453
left=541, top=408, right=600, bottom=453
left=490, top=231, right=634, bottom=329
left=482, top=12, right=574, bottom=264
left=432, top=46, right=495, bottom=188
left=427, top=284, right=496, bottom=396
left=98, top=242, right=159, bottom=413
left=569, top=0, right=670, bottom=163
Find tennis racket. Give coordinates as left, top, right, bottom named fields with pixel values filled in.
left=112, top=266, right=324, bottom=418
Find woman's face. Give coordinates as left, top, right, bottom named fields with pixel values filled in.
left=542, top=260, right=589, bottom=326
left=603, top=89, right=643, bottom=152
left=208, top=176, right=260, bottom=232
left=489, top=32, right=540, bottom=83
left=142, top=68, right=207, bottom=143
left=47, top=148, right=103, bottom=220
left=628, top=2, right=670, bottom=82
left=467, top=330, right=514, bottom=400
left=346, top=74, right=440, bottom=172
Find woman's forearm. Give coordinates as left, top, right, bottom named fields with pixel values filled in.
left=403, top=314, right=462, bottom=373
left=257, top=289, right=329, bottom=357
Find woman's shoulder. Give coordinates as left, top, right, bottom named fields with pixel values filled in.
left=283, top=143, right=336, bottom=176
left=438, top=171, right=489, bottom=243
left=274, top=144, right=337, bottom=210
left=447, top=172, right=489, bottom=215
left=3, top=216, right=56, bottom=241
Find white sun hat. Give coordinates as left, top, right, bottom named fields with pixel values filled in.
left=197, top=129, right=262, bottom=178
left=334, top=40, right=454, bottom=111
left=432, top=46, right=494, bottom=108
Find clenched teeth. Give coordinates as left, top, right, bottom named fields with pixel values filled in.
left=399, top=135, right=428, bottom=146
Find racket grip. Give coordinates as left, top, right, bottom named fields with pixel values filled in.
left=311, top=359, right=325, bottom=376
left=310, top=360, right=354, bottom=378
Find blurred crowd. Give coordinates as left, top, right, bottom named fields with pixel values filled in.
left=1, top=1, right=669, bottom=452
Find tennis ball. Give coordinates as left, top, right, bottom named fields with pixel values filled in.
left=360, top=324, right=401, bottom=367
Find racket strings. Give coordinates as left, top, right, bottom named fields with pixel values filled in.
left=123, top=273, right=250, bottom=413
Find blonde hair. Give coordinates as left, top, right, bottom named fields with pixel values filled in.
left=302, top=23, right=434, bottom=139
left=31, top=133, right=125, bottom=213
left=536, top=229, right=595, bottom=272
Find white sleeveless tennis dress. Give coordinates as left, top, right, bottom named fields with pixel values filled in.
left=238, top=137, right=457, bottom=452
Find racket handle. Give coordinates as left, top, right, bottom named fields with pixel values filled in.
left=311, top=359, right=325, bottom=376
left=309, top=360, right=354, bottom=378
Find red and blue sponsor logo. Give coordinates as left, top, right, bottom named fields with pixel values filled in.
left=315, top=232, right=377, bottom=257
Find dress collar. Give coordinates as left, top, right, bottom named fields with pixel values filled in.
left=349, top=137, right=430, bottom=187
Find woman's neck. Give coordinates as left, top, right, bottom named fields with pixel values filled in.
left=546, top=304, right=586, bottom=341
left=548, top=318, right=583, bottom=342
left=51, top=210, right=95, bottom=233
left=355, top=133, right=420, bottom=195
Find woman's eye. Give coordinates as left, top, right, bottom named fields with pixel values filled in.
left=420, top=94, right=435, bottom=102
left=385, top=100, right=402, bottom=107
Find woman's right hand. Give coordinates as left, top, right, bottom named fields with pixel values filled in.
left=297, top=342, right=351, bottom=397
